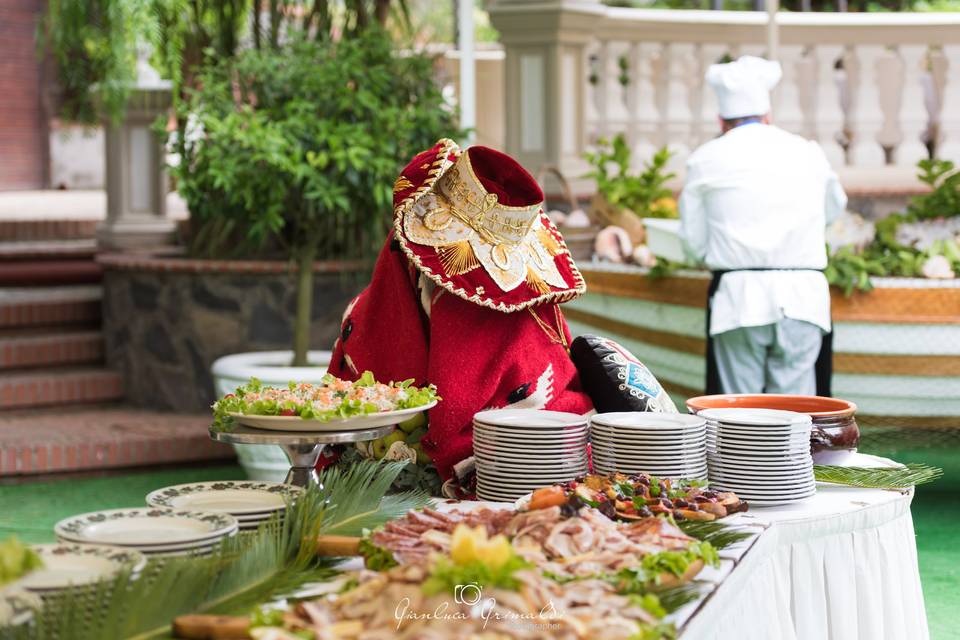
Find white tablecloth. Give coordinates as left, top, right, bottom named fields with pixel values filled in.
left=674, top=484, right=928, bottom=640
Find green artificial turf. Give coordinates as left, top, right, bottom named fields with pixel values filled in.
left=0, top=464, right=246, bottom=544
left=859, top=434, right=960, bottom=640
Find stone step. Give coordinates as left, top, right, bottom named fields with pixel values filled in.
left=0, top=406, right=234, bottom=477
left=0, top=259, right=102, bottom=286
left=0, top=239, right=97, bottom=261
left=0, top=330, right=104, bottom=370
left=0, top=219, right=98, bottom=242
left=0, top=286, right=101, bottom=329
left=0, top=367, right=123, bottom=409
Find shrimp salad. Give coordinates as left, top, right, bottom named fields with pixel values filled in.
left=212, top=371, right=439, bottom=424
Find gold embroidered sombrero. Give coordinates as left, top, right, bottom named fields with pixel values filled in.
left=392, top=139, right=585, bottom=312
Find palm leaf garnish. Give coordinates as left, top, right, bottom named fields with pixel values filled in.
left=676, top=520, right=752, bottom=550
left=814, top=463, right=942, bottom=489
left=653, top=583, right=705, bottom=614
left=2, top=460, right=426, bottom=640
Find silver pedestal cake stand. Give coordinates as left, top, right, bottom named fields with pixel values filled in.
left=209, top=423, right=394, bottom=488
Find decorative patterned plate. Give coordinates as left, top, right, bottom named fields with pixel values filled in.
left=55, top=509, right=238, bottom=546
left=0, top=588, right=42, bottom=627
left=228, top=401, right=437, bottom=432
left=19, top=544, right=147, bottom=592
left=146, top=481, right=302, bottom=515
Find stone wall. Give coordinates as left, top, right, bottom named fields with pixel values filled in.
left=99, top=255, right=366, bottom=411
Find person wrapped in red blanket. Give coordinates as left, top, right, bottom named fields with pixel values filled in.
left=327, top=139, right=593, bottom=489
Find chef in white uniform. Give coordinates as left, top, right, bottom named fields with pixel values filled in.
left=679, top=56, right=848, bottom=395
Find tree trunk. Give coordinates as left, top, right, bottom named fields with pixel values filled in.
left=292, top=249, right=315, bottom=367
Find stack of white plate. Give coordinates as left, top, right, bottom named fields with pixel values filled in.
left=591, top=413, right=708, bottom=480
left=54, top=508, right=239, bottom=557
left=146, top=481, right=301, bottom=531
left=473, top=409, right=589, bottom=502
left=702, top=407, right=815, bottom=506
left=19, top=543, right=147, bottom=596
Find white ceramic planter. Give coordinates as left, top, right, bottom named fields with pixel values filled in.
left=211, top=350, right=332, bottom=481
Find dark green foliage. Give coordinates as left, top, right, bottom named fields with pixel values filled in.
left=176, top=32, right=456, bottom=262
left=584, top=134, right=677, bottom=219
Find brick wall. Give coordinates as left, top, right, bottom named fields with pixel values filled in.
left=0, top=0, right=47, bottom=190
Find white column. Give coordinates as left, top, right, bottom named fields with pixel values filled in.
left=584, top=42, right=600, bottom=145
left=893, top=45, right=930, bottom=166
left=96, top=50, right=175, bottom=250
left=936, top=44, right=960, bottom=162
left=457, top=0, right=476, bottom=146
left=663, top=43, right=695, bottom=159
left=631, top=41, right=662, bottom=162
left=773, top=44, right=806, bottom=135
left=814, top=45, right=846, bottom=166
left=595, top=40, right=613, bottom=139
left=874, top=47, right=903, bottom=163
left=795, top=46, right=818, bottom=141
left=846, top=45, right=887, bottom=167
left=488, top=0, right=603, bottom=177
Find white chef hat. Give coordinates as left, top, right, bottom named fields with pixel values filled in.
left=706, top=55, right=782, bottom=119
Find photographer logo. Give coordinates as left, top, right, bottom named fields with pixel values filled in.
left=453, top=582, right=483, bottom=606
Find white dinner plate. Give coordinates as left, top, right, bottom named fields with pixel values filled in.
left=228, top=400, right=437, bottom=432
left=471, top=442, right=587, bottom=457
left=707, top=433, right=810, bottom=447
left=700, top=408, right=812, bottom=427
left=708, top=471, right=815, bottom=487
left=594, top=462, right=707, bottom=474
left=472, top=449, right=587, bottom=464
left=594, top=468, right=708, bottom=481
left=592, top=452, right=707, bottom=464
left=590, top=444, right=706, bottom=456
left=707, top=444, right=809, bottom=457
left=477, top=471, right=583, bottom=485
left=476, top=476, right=575, bottom=489
left=146, top=481, right=301, bottom=515
left=20, top=544, right=147, bottom=592
left=474, top=409, right=587, bottom=429
left=709, top=480, right=816, bottom=495
left=708, top=466, right=813, bottom=480
left=474, top=420, right=588, bottom=433
left=707, top=423, right=810, bottom=435
left=473, top=429, right=587, bottom=448
left=709, top=455, right=814, bottom=468
left=474, top=458, right=587, bottom=473
left=591, top=429, right=706, bottom=441
left=591, top=412, right=706, bottom=430
left=55, top=509, right=238, bottom=547
left=592, top=432, right=706, bottom=443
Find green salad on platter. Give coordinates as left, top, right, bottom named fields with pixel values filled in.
left=212, top=371, right=439, bottom=427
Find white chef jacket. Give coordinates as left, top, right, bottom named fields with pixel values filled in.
left=679, top=123, right=847, bottom=336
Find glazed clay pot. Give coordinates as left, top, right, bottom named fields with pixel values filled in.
left=685, top=394, right=859, bottom=462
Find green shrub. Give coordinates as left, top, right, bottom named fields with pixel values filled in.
left=176, top=31, right=458, bottom=363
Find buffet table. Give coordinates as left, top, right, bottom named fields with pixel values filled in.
left=673, top=483, right=928, bottom=640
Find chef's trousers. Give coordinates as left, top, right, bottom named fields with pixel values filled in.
left=712, top=317, right=823, bottom=395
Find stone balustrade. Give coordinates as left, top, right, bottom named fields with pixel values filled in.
left=488, top=0, right=960, bottom=192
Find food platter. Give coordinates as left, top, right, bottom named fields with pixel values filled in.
left=228, top=401, right=436, bottom=432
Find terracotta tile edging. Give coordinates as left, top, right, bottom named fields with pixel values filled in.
left=96, top=252, right=370, bottom=275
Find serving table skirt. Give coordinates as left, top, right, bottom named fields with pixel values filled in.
left=676, top=484, right=928, bottom=640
